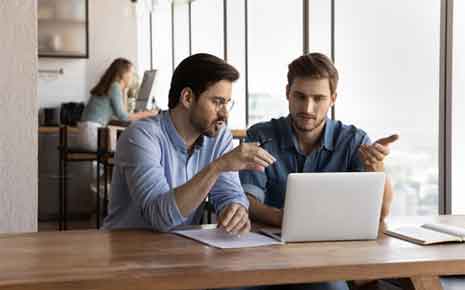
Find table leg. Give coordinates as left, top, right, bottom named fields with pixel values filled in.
left=411, top=276, right=443, bottom=290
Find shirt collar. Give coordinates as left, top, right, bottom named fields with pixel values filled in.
left=162, top=111, right=204, bottom=153
left=281, top=115, right=335, bottom=152
left=322, top=118, right=336, bottom=151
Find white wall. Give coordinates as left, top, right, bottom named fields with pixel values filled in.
left=0, top=1, right=38, bottom=233
left=38, top=0, right=146, bottom=108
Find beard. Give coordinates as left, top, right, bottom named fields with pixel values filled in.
left=291, top=113, right=325, bottom=133
left=189, top=110, right=226, bottom=137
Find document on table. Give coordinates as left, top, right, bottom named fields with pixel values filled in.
left=173, top=228, right=281, bottom=249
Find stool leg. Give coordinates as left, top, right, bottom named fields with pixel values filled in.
left=58, top=150, right=63, bottom=231
left=63, top=159, right=68, bottom=231
left=103, top=164, right=108, bottom=218
left=96, top=159, right=101, bottom=229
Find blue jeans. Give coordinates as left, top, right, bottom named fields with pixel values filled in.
left=221, top=281, right=349, bottom=290
left=441, top=276, right=465, bottom=290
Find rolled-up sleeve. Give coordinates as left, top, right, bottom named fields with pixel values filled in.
left=208, top=131, right=249, bottom=214
left=239, top=130, right=267, bottom=203
left=118, top=126, right=186, bottom=232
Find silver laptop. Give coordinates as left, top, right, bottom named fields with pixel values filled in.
left=261, top=172, right=385, bottom=243
left=135, top=70, right=156, bottom=112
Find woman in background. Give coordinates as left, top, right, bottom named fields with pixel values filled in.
left=78, top=58, right=157, bottom=151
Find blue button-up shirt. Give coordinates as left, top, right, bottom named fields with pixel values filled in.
left=103, top=111, right=249, bottom=232
left=239, top=116, right=371, bottom=209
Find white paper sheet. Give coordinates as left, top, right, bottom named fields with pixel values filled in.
left=422, top=223, right=465, bottom=238
left=173, top=228, right=281, bottom=249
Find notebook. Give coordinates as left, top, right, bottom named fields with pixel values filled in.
left=384, top=223, right=465, bottom=245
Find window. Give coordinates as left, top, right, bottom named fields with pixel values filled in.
left=226, top=0, right=246, bottom=129
left=247, top=1, right=302, bottom=125
left=151, top=1, right=173, bottom=110
left=172, top=2, right=190, bottom=68
left=308, top=0, right=331, bottom=56
left=146, top=0, right=464, bottom=214
left=191, top=0, right=223, bottom=58
left=335, top=0, right=441, bottom=215
left=452, top=0, right=465, bottom=214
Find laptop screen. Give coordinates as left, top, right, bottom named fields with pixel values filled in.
left=135, top=70, right=156, bottom=112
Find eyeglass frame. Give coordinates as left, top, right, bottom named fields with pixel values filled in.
left=208, top=96, right=235, bottom=112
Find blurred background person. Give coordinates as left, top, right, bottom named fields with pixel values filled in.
left=77, top=58, right=158, bottom=151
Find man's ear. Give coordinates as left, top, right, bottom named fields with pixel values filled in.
left=180, top=87, right=194, bottom=109
left=330, top=92, right=337, bottom=107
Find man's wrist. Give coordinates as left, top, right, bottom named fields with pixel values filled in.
left=211, top=158, right=226, bottom=173
left=227, top=202, right=248, bottom=212
left=272, top=207, right=283, bottom=226
left=219, top=203, right=248, bottom=219
left=365, top=163, right=384, bottom=172
left=260, top=204, right=282, bottom=227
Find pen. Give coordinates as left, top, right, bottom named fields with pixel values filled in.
left=258, top=138, right=273, bottom=147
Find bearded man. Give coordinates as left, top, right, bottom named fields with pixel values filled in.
left=103, top=53, right=275, bottom=233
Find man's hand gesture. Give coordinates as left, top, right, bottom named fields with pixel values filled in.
left=218, top=143, right=276, bottom=172
left=359, top=134, right=399, bottom=172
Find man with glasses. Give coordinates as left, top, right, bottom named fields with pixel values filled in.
left=103, top=53, right=275, bottom=234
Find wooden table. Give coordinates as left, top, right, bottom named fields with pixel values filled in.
left=1, top=216, right=465, bottom=290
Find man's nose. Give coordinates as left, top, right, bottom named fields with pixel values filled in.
left=218, top=107, right=228, bottom=119
left=302, top=98, right=315, bottom=112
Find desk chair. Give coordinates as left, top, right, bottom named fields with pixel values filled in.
left=58, top=126, right=99, bottom=231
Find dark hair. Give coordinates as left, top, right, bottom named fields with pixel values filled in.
left=287, top=53, right=339, bottom=95
left=168, top=53, right=239, bottom=109
left=90, top=58, right=133, bottom=96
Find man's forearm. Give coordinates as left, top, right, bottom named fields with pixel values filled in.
left=364, top=163, right=394, bottom=220
left=174, top=159, right=224, bottom=217
left=246, top=194, right=282, bottom=227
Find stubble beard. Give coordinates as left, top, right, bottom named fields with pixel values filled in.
left=291, top=115, right=325, bottom=133
left=190, top=111, right=225, bottom=138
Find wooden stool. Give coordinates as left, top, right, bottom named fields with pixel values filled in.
left=58, top=126, right=98, bottom=230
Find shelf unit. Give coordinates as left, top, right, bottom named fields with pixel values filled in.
left=38, top=0, right=89, bottom=58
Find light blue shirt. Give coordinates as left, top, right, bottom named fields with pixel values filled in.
left=103, top=111, right=249, bottom=231
left=81, top=82, right=129, bottom=125
left=239, top=116, right=371, bottom=209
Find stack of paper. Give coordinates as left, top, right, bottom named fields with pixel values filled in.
left=173, top=228, right=281, bottom=249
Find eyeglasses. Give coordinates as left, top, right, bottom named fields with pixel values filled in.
left=210, top=97, right=235, bottom=112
